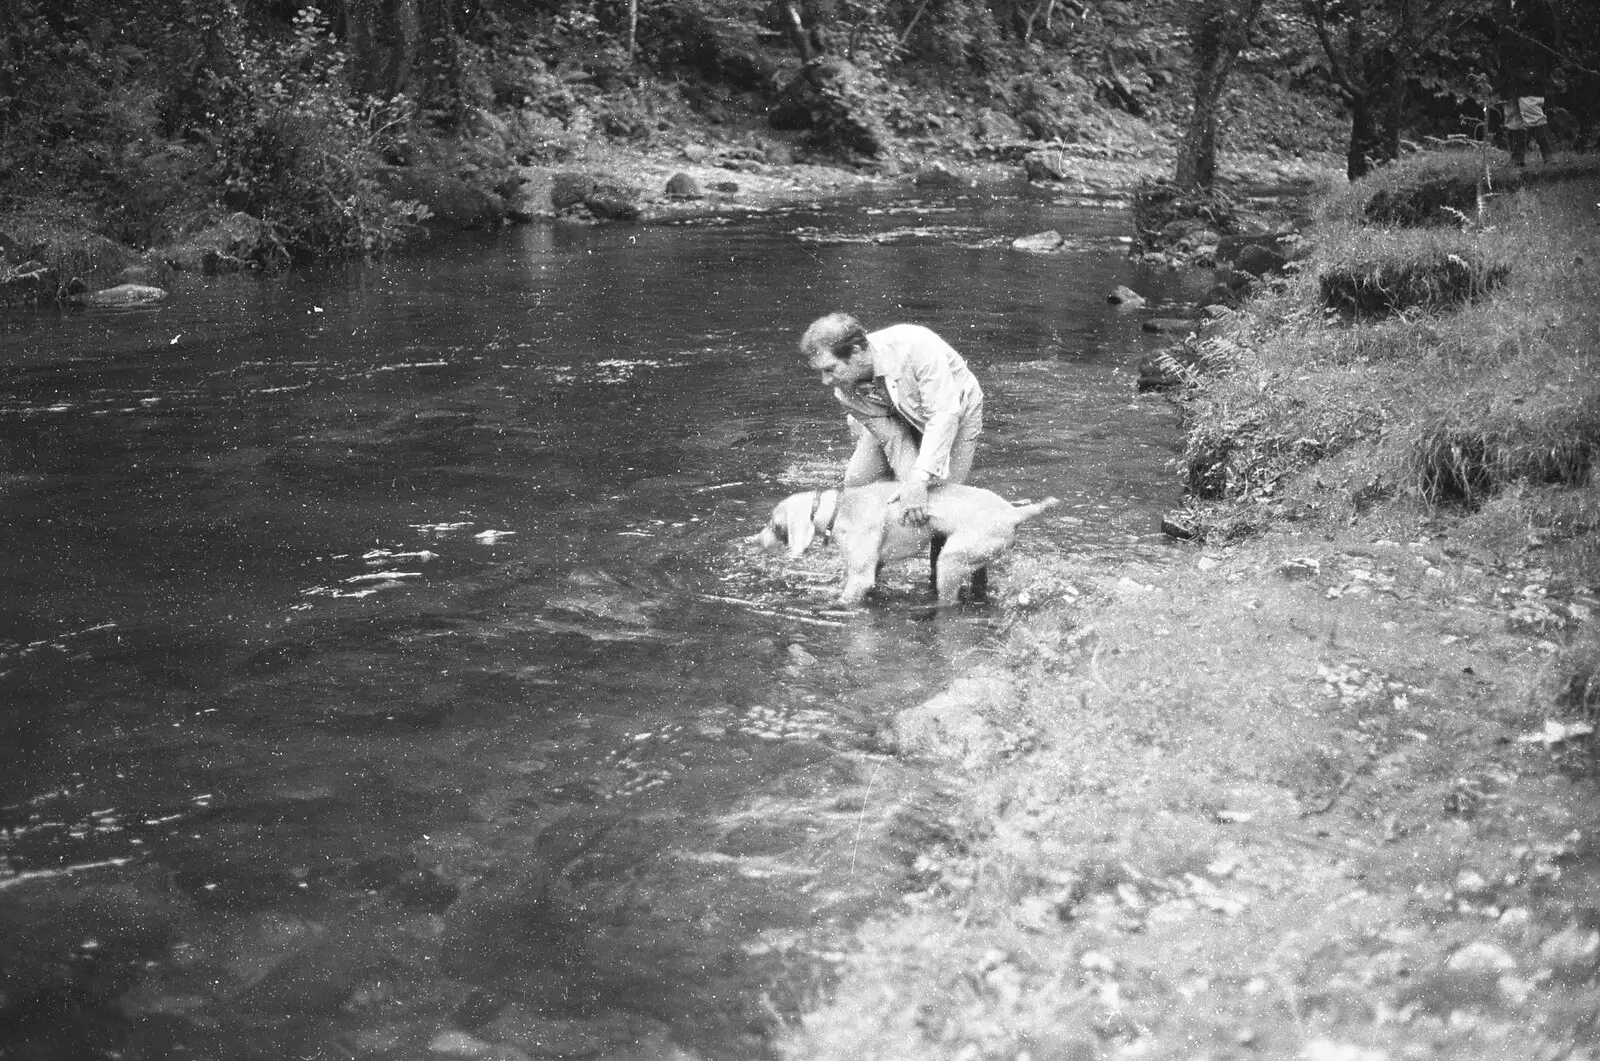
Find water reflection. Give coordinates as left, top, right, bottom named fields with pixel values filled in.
left=0, top=191, right=1197, bottom=1059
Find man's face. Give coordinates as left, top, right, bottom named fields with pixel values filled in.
left=808, top=344, right=871, bottom=390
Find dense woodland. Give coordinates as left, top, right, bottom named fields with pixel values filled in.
left=1, top=0, right=1598, bottom=266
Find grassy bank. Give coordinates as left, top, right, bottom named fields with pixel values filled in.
left=780, top=154, right=1600, bottom=1059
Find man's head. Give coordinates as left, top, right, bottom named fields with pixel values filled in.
left=800, top=312, right=874, bottom=390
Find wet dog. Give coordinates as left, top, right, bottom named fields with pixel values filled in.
left=755, top=482, right=1059, bottom=605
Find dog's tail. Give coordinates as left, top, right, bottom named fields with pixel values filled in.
left=1011, top=496, right=1062, bottom=525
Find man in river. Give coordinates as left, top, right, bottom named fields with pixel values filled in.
left=799, top=312, right=985, bottom=586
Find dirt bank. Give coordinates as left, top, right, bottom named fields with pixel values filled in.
left=782, top=521, right=1600, bottom=1060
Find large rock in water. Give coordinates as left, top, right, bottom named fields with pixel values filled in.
left=1012, top=230, right=1065, bottom=253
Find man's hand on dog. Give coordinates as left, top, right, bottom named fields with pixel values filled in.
left=893, top=478, right=930, bottom=526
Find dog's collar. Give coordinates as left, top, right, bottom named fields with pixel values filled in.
left=811, top=489, right=840, bottom=538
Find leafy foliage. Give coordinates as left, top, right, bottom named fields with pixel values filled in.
left=203, top=5, right=426, bottom=265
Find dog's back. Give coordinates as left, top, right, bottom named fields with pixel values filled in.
left=866, top=481, right=1059, bottom=532
left=838, top=481, right=1058, bottom=559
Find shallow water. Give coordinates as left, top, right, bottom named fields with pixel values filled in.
left=0, top=190, right=1200, bottom=1059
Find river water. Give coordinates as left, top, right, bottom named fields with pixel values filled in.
left=0, top=189, right=1198, bottom=1060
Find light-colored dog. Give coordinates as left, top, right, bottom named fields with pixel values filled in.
left=756, top=482, right=1060, bottom=605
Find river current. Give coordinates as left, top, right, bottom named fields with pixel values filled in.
left=0, top=189, right=1199, bottom=1060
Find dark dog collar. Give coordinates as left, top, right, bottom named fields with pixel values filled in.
left=810, top=489, right=840, bottom=539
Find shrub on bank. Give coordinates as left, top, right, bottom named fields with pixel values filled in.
left=203, top=6, right=428, bottom=266
left=0, top=1, right=427, bottom=277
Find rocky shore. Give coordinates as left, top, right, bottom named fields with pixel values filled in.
left=0, top=116, right=1340, bottom=310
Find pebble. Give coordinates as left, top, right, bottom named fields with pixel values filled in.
left=1445, top=940, right=1517, bottom=972
left=1540, top=923, right=1600, bottom=975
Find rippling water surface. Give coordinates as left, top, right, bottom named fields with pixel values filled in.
left=0, top=190, right=1201, bottom=1060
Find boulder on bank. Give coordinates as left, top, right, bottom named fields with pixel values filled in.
left=1233, top=242, right=1289, bottom=278
left=1216, top=230, right=1303, bottom=272
left=975, top=108, right=1026, bottom=143
left=585, top=184, right=643, bottom=221
left=664, top=172, right=704, bottom=199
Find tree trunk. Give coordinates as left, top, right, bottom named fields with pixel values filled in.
left=781, top=1, right=814, bottom=63
left=1173, top=0, right=1263, bottom=190
left=416, top=0, right=463, bottom=127
left=337, top=0, right=461, bottom=126
left=1345, top=50, right=1404, bottom=179
left=1346, top=89, right=1378, bottom=179
left=1174, top=53, right=1228, bottom=188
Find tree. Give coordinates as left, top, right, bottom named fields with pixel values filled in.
left=1301, top=0, right=1491, bottom=180
left=336, top=0, right=465, bottom=127
left=1173, top=0, right=1268, bottom=189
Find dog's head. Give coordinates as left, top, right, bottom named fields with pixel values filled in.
left=754, top=489, right=838, bottom=559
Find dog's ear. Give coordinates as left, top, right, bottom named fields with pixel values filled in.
left=779, top=492, right=819, bottom=558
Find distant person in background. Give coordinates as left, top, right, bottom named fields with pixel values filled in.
left=1499, top=0, right=1560, bottom=166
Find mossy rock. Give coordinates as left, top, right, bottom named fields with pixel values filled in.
left=1319, top=253, right=1510, bottom=318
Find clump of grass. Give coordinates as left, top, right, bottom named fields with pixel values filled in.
left=1412, top=389, right=1600, bottom=507
left=1318, top=150, right=1496, bottom=228
left=1181, top=391, right=1381, bottom=501
left=1318, top=248, right=1509, bottom=318
left=1363, top=174, right=1482, bottom=227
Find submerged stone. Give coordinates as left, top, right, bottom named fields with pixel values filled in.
left=1012, top=230, right=1065, bottom=253
left=79, top=282, right=168, bottom=307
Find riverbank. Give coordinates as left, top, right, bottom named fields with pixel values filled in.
left=780, top=153, right=1600, bottom=1059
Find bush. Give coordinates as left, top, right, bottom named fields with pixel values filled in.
left=203, top=5, right=425, bottom=266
